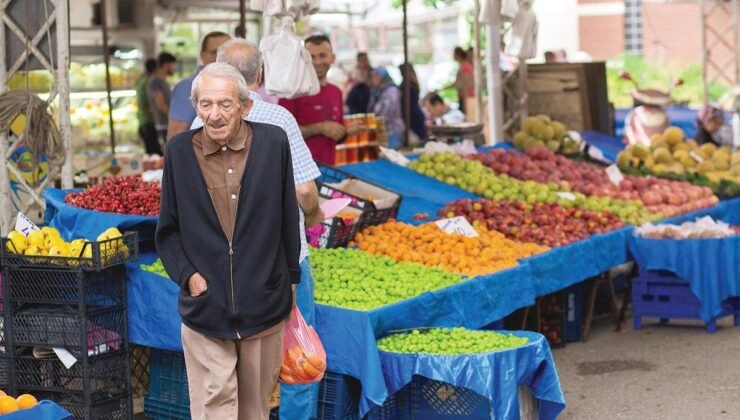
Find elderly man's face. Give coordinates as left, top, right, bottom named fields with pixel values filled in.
left=195, top=73, right=250, bottom=143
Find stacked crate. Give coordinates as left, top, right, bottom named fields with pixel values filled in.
left=1, top=232, right=138, bottom=419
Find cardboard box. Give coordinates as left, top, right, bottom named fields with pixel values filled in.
left=325, top=179, right=400, bottom=210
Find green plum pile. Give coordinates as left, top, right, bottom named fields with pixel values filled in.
left=377, top=327, right=530, bottom=355
left=311, top=248, right=463, bottom=310
left=141, top=258, right=169, bottom=278
left=408, top=152, right=661, bottom=224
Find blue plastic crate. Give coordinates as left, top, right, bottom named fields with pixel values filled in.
left=632, top=270, right=740, bottom=333
left=317, top=371, right=361, bottom=420
left=368, top=376, right=538, bottom=420
left=565, top=284, right=584, bottom=342
left=144, top=349, right=190, bottom=420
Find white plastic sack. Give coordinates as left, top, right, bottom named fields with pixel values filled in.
left=259, top=22, right=320, bottom=99
left=505, top=9, right=538, bottom=59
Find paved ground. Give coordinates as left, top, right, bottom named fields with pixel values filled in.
left=554, top=315, right=740, bottom=419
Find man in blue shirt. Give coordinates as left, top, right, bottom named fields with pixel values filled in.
left=191, top=38, right=323, bottom=419
left=166, top=31, right=231, bottom=140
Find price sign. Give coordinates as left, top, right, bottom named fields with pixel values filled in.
left=689, top=151, right=704, bottom=164
left=605, top=164, right=624, bottom=186
left=555, top=192, right=576, bottom=201
left=14, top=211, right=40, bottom=237
left=435, top=216, right=479, bottom=237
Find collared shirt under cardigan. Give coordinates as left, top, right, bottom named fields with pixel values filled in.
left=156, top=121, right=301, bottom=339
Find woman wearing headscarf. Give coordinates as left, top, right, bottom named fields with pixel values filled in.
left=695, top=105, right=725, bottom=146
left=369, top=67, right=405, bottom=149
left=399, top=63, right=427, bottom=144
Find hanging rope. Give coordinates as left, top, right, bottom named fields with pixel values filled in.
left=0, top=90, right=64, bottom=183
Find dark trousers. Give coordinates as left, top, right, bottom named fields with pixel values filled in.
left=138, top=122, right=163, bottom=155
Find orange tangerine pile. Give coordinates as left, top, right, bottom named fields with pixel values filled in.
left=0, top=391, right=38, bottom=414
left=351, top=220, right=548, bottom=277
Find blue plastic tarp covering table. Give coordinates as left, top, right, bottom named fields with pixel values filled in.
left=315, top=265, right=538, bottom=416
left=378, top=331, right=565, bottom=420
left=628, top=203, right=740, bottom=323
left=580, top=131, right=625, bottom=163
left=44, top=188, right=158, bottom=242
left=0, top=400, right=72, bottom=420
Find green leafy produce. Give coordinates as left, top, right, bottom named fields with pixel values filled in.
left=141, top=258, right=169, bottom=278
left=377, top=327, right=530, bottom=355
left=311, top=248, right=464, bottom=311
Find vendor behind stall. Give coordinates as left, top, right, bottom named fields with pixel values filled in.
left=695, top=104, right=725, bottom=146
left=369, top=67, right=405, bottom=149
left=422, top=92, right=465, bottom=126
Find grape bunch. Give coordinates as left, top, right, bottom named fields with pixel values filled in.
left=140, top=258, right=169, bottom=278
left=377, top=327, right=530, bottom=355
left=311, top=248, right=464, bottom=310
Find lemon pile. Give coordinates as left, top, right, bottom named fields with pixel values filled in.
left=5, top=226, right=127, bottom=266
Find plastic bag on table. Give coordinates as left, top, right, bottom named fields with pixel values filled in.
left=280, top=305, right=327, bottom=384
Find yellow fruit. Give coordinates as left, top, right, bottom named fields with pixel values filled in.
left=521, top=117, right=539, bottom=133
left=6, top=230, right=27, bottom=254
left=664, top=126, right=685, bottom=145
left=680, top=156, right=697, bottom=168
left=617, top=152, right=632, bottom=167
left=697, top=161, right=716, bottom=174
left=24, top=245, right=43, bottom=256
left=644, top=155, right=655, bottom=169
left=653, top=148, right=674, bottom=165
left=0, top=395, right=19, bottom=414
left=26, top=230, right=45, bottom=248
left=633, top=144, right=650, bottom=159
left=551, top=121, right=566, bottom=139
left=652, top=163, right=668, bottom=174
left=667, top=163, right=685, bottom=174
left=686, top=139, right=698, bottom=150
left=651, top=140, right=669, bottom=151
left=97, top=227, right=123, bottom=242
left=673, top=149, right=689, bottom=161
left=731, top=152, right=740, bottom=166
left=699, top=143, right=717, bottom=159
left=712, top=148, right=730, bottom=163
left=0, top=390, right=5, bottom=397
left=41, top=226, right=61, bottom=240
left=672, top=142, right=690, bottom=153
left=715, top=160, right=730, bottom=171
left=650, top=133, right=666, bottom=144
left=16, top=394, right=37, bottom=410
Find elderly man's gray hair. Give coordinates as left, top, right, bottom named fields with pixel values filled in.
left=190, top=62, right=250, bottom=105
left=216, top=38, right=261, bottom=86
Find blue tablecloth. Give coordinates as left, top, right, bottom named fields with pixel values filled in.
left=580, top=131, right=625, bottom=163
left=1, top=400, right=72, bottom=419
left=44, top=188, right=158, bottom=242
left=629, top=208, right=740, bottom=323
left=378, top=331, right=565, bottom=420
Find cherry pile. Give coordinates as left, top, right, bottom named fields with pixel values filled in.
left=66, top=176, right=161, bottom=216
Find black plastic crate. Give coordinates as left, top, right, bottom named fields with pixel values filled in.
left=537, top=293, right=567, bottom=348
left=306, top=215, right=362, bottom=249
left=2, top=264, right=126, bottom=308
left=317, top=371, right=361, bottom=419
left=22, top=389, right=132, bottom=420
left=13, top=348, right=129, bottom=394
left=317, top=164, right=401, bottom=228
left=1, top=231, right=139, bottom=270
left=11, top=306, right=126, bottom=358
left=0, top=351, right=7, bottom=389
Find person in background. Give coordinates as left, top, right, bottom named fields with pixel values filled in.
left=157, top=62, right=300, bottom=420
left=452, top=46, right=475, bottom=115
left=369, top=67, right=405, bottom=149
left=345, top=52, right=372, bottom=114
left=695, top=105, right=725, bottom=146
left=422, top=92, right=466, bottom=126
left=166, top=31, right=231, bottom=139
left=147, top=52, right=177, bottom=143
left=398, top=63, right=427, bottom=143
left=135, top=58, right=161, bottom=155
left=279, top=34, right=359, bottom=164
left=544, top=51, right=557, bottom=63
left=556, top=49, right=568, bottom=63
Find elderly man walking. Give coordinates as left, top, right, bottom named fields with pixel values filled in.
left=156, top=62, right=300, bottom=420
left=191, top=38, right=323, bottom=419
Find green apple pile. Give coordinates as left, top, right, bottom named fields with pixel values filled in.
left=377, top=327, right=530, bottom=355
left=141, top=258, right=169, bottom=278
left=512, top=115, right=580, bottom=155
left=408, top=152, right=661, bottom=224
left=311, top=248, right=463, bottom=311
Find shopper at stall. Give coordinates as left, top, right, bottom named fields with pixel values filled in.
left=166, top=31, right=231, bottom=140
left=279, top=34, right=359, bottom=164
left=399, top=63, right=427, bottom=143
left=157, top=62, right=300, bottom=420
left=135, top=58, right=162, bottom=155
left=147, top=52, right=177, bottom=142
left=452, top=46, right=475, bottom=115
left=695, top=104, right=726, bottom=146
left=422, top=91, right=466, bottom=125
left=345, top=52, right=372, bottom=114
left=369, top=67, right=405, bottom=149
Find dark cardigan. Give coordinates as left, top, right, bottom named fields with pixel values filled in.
left=156, top=123, right=301, bottom=339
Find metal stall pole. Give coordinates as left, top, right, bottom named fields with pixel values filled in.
left=473, top=0, right=483, bottom=124
left=484, top=0, right=504, bottom=144
left=100, top=0, right=116, bottom=155
left=238, top=0, right=247, bottom=38
left=0, top=1, right=10, bottom=234
left=57, top=0, right=72, bottom=188
left=402, top=0, right=411, bottom=148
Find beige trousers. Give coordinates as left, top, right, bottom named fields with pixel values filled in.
left=181, top=322, right=284, bottom=420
